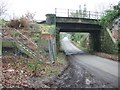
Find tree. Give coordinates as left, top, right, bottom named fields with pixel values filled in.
left=78, top=5, right=82, bottom=18
left=83, top=4, right=87, bottom=18
left=113, top=1, right=120, bottom=17
left=99, top=1, right=120, bottom=27
left=70, top=10, right=79, bottom=17
left=70, top=5, right=82, bottom=18
left=25, top=11, right=36, bottom=22
left=70, top=4, right=87, bottom=18
left=0, top=1, right=7, bottom=18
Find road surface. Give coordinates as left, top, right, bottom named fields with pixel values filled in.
left=48, top=37, right=119, bottom=88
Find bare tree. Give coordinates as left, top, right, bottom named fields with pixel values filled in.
left=0, top=1, right=7, bottom=18
left=25, top=11, right=36, bottom=22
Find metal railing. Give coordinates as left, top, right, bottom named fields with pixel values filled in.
left=15, top=40, right=36, bottom=58
left=14, top=29, right=38, bottom=48
left=12, top=29, right=37, bottom=58
left=55, top=8, right=105, bottom=19
left=2, top=28, right=56, bottom=63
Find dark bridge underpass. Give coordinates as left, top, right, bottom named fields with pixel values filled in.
left=46, top=14, right=102, bottom=52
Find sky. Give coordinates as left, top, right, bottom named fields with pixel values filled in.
left=3, top=0, right=120, bottom=20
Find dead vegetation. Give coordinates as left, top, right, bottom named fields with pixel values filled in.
left=1, top=52, right=66, bottom=88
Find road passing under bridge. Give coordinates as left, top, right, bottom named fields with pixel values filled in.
left=49, top=37, right=119, bottom=88
left=62, top=37, right=119, bottom=87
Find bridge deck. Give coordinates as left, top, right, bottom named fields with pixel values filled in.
left=56, top=17, right=102, bottom=33
left=56, top=17, right=99, bottom=24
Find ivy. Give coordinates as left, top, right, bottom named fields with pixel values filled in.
left=99, top=2, right=120, bottom=55
left=99, top=10, right=119, bottom=27
left=99, top=2, right=120, bottom=27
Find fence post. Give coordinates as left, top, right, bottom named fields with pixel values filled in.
left=52, top=38, right=56, bottom=61
left=48, top=39, right=55, bottom=63
left=48, top=39, right=51, bottom=63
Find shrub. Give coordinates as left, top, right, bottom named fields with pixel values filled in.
left=7, top=19, right=20, bottom=29
left=19, top=17, right=29, bottom=29
left=7, top=17, right=29, bottom=29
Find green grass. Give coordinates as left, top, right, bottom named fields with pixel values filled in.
left=31, top=37, right=39, bottom=41
left=25, top=52, right=66, bottom=77
left=45, top=52, right=66, bottom=76
left=56, top=52, right=66, bottom=65
left=2, top=41, right=15, bottom=47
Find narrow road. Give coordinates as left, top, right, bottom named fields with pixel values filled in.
left=49, top=37, right=119, bottom=88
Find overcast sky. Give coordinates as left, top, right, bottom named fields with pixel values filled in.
left=4, top=0, right=120, bottom=20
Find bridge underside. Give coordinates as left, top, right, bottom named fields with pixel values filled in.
left=45, top=14, right=102, bottom=52
left=57, top=22, right=101, bottom=33
left=56, top=22, right=102, bottom=52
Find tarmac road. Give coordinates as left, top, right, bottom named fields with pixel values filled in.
left=59, top=37, right=119, bottom=88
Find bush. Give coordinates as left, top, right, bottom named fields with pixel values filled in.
left=7, top=17, right=29, bottom=29
left=19, top=17, right=29, bottom=29
left=99, top=2, right=120, bottom=27
left=7, top=19, right=20, bottom=29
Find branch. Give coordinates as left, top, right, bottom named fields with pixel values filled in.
left=0, top=1, right=7, bottom=17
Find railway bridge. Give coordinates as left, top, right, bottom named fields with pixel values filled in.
left=46, top=8, right=104, bottom=52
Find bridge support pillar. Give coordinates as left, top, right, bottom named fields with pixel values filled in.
left=89, top=32, right=101, bottom=52
left=46, top=14, right=60, bottom=53
left=55, top=28, right=60, bottom=53
left=46, top=14, right=56, bottom=25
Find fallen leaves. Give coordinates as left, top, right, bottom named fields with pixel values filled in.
left=2, top=53, right=66, bottom=88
